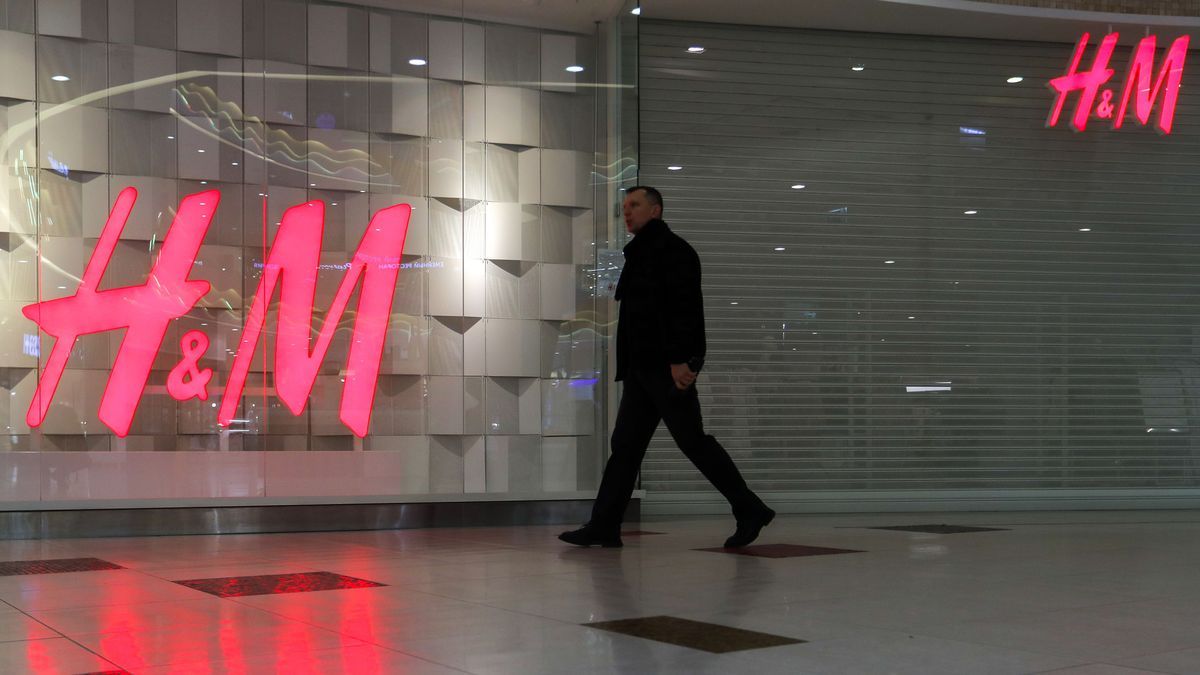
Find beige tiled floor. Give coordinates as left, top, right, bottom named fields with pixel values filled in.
left=2, top=511, right=1200, bottom=673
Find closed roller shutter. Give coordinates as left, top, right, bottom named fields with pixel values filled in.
left=637, top=19, right=1200, bottom=513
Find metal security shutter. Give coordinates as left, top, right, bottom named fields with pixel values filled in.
left=637, top=20, right=1200, bottom=513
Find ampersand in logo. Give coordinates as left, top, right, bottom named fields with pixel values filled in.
left=166, top=330, right=213, bottom=401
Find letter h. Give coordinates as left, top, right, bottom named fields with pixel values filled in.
left=1047, top=32, right=1119, bottom=132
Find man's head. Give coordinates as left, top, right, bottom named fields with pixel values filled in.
left=623, top=186, right=663, bottom=235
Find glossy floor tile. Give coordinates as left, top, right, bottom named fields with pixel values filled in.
left=695, top=543, right=865, bottom=558
left=174, top=571, right=386, bottom=598
left=867, top=524, right=1010, bottom=534
left=586, top=615, right=804, bottom=653
left=0, top=558, right=123, bottom=576
left=1, top=511, right=1200, bottom=673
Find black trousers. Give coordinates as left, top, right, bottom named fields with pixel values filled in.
left=589, top=365, right=767, bottom=533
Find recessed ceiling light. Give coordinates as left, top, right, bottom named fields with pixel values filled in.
left=687, top=46, right=705, bottom=54
left=1079, top=227, right=1092, bottom=232
left=667, top=165, right=683, bottom=171
left=1007, top=76, right=1024, bottom=83
left=200, top=181, right=207, bottom=184
left=197, top=149, right=205, bottom=153
left=790, top=184, right=806, bottom=189
left=851, top=64, right=865, bottom=72
left=231, top=161, right=238, bottom=166
left=964, top=210, right=977, bottom=215
left=730, top=301, right=739, bottom=305
left=166, top=135, right=175, bottom=140
left=774, top=247, right=785, bottom=251
left=565, top=65, right=584, bottom=73
left=51, top=74, right=70, bottom=82
left=884, top=260, right=896, bottom=264
left=408, top=58, right=427, bottom=66
left=631, top=6, right=641, bottom=15
left=907, top=316, right=915, bottom=319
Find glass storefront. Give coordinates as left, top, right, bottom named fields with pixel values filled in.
left=0, top=0, right=637, bottom=506
left=6, top=0, right=1195, bottom=517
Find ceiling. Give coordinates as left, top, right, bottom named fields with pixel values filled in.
left=641, top=0, right=1200, bottom=45
left=363, top=0, right=1200, bottom=42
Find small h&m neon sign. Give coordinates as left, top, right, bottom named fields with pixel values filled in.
left=1047, top=32, right=1189, bottom=134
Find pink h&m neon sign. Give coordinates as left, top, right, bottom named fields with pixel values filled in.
left=22, top=188, right=411, bottom=438
left=1048, top=32, right=1190, bottom=134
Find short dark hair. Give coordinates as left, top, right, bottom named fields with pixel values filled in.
left=626, top=185, right=663, bottom=212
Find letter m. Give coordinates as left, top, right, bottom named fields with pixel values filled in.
left=218, top=201, right=411, bottom=437
left=1115, top=34, right=1190, bottom=134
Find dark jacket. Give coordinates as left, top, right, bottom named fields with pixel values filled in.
left=614, top=218, right=706, bottom=381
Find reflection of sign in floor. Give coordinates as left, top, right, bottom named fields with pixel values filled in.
left=22, top=187, right=411, bottom=437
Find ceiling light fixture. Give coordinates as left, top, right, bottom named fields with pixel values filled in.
left=667, top=165, right=683, bottom=171
left=687, top=46, right=705, bottom=54
left=963, top=210, right=977, bottom=215
left=565, top=65, right=585, bottom=73
left=408, top=58, right=428, bottom=66
left=51, top=74, right=70, bottom=82
left=791, top=184, right=806, bottom=189
left=631, top=6, right=641, bottom=15
left=1007, top=76, right=1024, bottom=83
left=851, top=64, right=865, bottom=72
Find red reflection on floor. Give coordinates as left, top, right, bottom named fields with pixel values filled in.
left=0, top=557, right=123, bottom=576
left=696, top=544, right=864, bottom=558
left=173, top=571, right=385, bottom=598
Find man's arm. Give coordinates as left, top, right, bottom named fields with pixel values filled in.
left=663, top=244, right=706, bottom=387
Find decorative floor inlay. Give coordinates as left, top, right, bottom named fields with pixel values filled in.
left=173, top=571, right=386, bottom=598
left=0, top=558, right=124, bottom=576
left=696, top=544, right=864, bottom=558
left=586, top=615, right=804, bottom=653
left=869, top=524, right=1009, bottom=534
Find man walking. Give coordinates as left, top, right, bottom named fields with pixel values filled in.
left=559, top=186, right=775, bottom=549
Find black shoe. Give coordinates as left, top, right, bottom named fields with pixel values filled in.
left=558, top=526, right=623, bottom=548
left=724, top=508, right=776, bottom=548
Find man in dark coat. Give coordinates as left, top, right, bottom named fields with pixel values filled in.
left=559, top=186, right=775, bottom=549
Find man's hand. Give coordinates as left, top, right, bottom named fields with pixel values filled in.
left=670, top=363, right=697, bottom=390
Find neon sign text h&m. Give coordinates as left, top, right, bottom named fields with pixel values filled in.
left=1047, top=32, right=1190, bottom=134
left=21, top=188, right=411, bottom=438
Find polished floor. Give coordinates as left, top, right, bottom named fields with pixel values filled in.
left=2, top=511, right=1200, bottom=673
